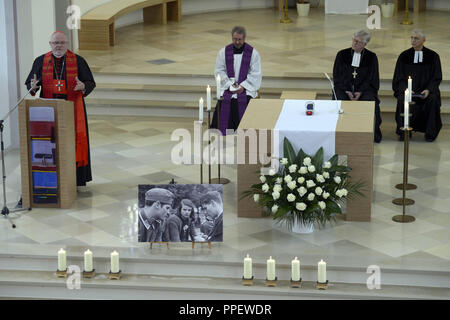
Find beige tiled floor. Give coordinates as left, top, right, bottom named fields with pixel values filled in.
left=1, top=116, right=448, bottom=271
left=78, top=8, right=450, bottom=80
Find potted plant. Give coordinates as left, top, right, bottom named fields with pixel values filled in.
left=381, top=1, right=394, bottom=18
left=296, top=0, right=310, bottom=17
left=242, top=137, right=364, bottom=233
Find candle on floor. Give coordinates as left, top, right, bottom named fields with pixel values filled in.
left=111, top=250, right=119, bottom=273
left=57, top=248, right=66, bottom=271
left=291, top=257, right=300, bottom=281
left=267, top=256, right=276, bottom=281
left=318, top=259, right=327, bottom=283
left=216, top=74, right=221, bottom=100
left=243, top=254, right=252, bottom=279
left=206, top=85, right=211, bottom=111
left=84, top=249, right=93, bottom=272
left=408, top=76, right=412, bottom=102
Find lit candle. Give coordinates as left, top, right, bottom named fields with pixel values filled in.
left=404, top=101, right=409, bottom=129
left=318, top=259, right=327, bottom=283
left=111, top=250, right=119, bottom=273
left=199, top=97, right=204, bottom=122
left=216, top=74, right=221, bottom=100
left=243, top=254, right=252, bottom=279
left=206, top=85, right=211, bottom=111
left=267, top=256, right=276, bottom=281
left=57, top=248, right=66, bottom=271
left=84, top=249, right=93, bottom=272
left=408, top=76, right=412, bottom=102
left=291, top=257, right=300, bottom=281
left=404, top=88, right=409, bottom=104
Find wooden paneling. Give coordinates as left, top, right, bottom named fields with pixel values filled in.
left=79, top=0, right=181, bottom=50
left=280, top=90, right=317, bottom=100
left=19, top=99, right=76, bottom=209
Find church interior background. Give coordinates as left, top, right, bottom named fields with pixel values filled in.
left=0, top=0, right=449, bottom=299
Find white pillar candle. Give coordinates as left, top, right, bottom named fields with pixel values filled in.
left=408, top=76, right=412, bottom=102
left=216, top=74, right=221, bottom=100
left=318, top=259, right=327, bottom=283
left=266, top=256, right=276, bottom=281
left=111, top=251, right=119, bottom=273
left=57, top=248, right=66, bottom=271
left=404, top=101, right=409, bottom=129
left=243, top=254, right=252, bottom=279
left=199, top=97, right=204, bottom=122
left=291, top=257, right=301, bottom=281
left=404, top=88, right=409, bottom=104
left=206, top=85, right=211, bottom=111
left=84, top=249, right=93, bottom=272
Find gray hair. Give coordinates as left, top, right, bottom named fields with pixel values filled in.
left=231, top=26, right=246, bottom=38
left=353, top=30, right=371, bottom=44
left=412, top=29, right=426, bottom=39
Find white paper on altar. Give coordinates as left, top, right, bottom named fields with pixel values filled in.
left=325, top=0, right=369, bottom=14
left=274, top=100, right=341, bottom=163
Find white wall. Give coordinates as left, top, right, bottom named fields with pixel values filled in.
left=16, top=0, right=56, bottom=100
left=0, top=0, right=20, bottom=149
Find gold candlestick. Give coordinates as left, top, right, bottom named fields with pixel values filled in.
left=401, top=0, right=413, bottom=25
left=280, top=0, right=292, bottom=24
left=393, top=127, right=416, bottom=223
left=211, top=98, right=230, bottom=185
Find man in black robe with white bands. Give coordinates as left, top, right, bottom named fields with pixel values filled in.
left=392, top=29, right=442, bottom=142
left=332, top=30, right=382, bottom=143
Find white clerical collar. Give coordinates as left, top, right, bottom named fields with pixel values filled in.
left=351, top=52, right=361, bottom=67
left=414, top=50, right=423, bottom=63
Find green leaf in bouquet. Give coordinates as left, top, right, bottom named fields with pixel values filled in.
left=296, top=148, right=307, bottom=165
left=312, top=147, right=324, bottom=170
left=283, top=137, right=297, bottom=164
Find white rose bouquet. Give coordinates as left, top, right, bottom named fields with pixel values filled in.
left=242, top=137, right=364, bottom=231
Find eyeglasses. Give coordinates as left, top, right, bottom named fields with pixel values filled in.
left=352, top=38, right=364, bottom=45
left=50, top=41, right=67, bottom=45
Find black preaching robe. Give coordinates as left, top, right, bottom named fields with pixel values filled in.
left=392, top=47, right=442, bottom=140
left=333, top=48, right=382, bottom=142
left=25, top=53, right=96, bottom=186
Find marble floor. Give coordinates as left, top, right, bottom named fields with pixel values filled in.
left=79, top=8, right=450, bottom=80
left=1, top=115, right=450, bottom=274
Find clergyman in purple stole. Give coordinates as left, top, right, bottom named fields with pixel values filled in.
left=219, top=43, right=254, bottom=135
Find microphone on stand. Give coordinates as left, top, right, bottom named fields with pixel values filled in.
left=324, top=73, right=343, bottom=114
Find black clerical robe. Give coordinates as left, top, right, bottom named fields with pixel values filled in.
left=333, top=48, right=382, bottom=142
left=392, top=47, right=442, bottom=140
left=25, top=53, right=95, bottom=186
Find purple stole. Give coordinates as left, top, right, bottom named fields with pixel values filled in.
left=219, top=43, right=254, bottom=135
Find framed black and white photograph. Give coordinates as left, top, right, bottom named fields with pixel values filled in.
left=138, top=184, right=223, bottom=243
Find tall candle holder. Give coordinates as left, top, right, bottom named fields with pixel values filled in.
left=395, top=112, right=417, bottom=191
left=280, top=0, right=292, bottom=24
left=401, top=0, right=413, bottom=25
left=211, top=98, right=230, bottom=185
left=199, top=120, right=204, bottom=184
left=207, top=109, right=212, bottom=184
left=392, top=126, right=416, bottom=223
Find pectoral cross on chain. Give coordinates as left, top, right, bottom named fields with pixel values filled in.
left=56, top=80, right=63, bottom=92
left=352, top=69, right=358, bottom=79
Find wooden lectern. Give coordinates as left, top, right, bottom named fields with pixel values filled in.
left=237, top=99, right=374, bottom=222
left=18, top=99, right=77, bottom=209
